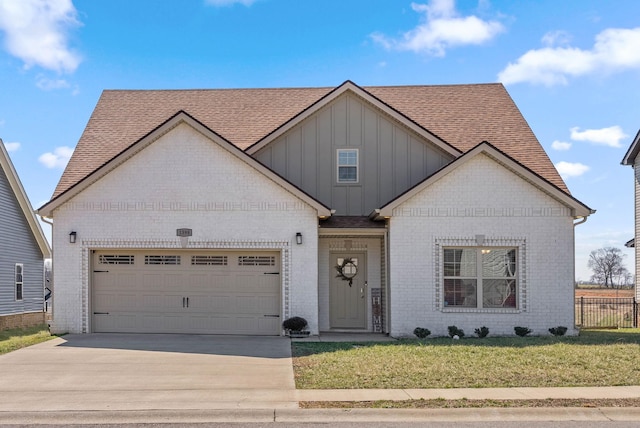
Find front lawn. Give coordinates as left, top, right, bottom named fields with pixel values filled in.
left=292, top=329, right=640, bottom=389
left=0, top=324, right=55, bottom=355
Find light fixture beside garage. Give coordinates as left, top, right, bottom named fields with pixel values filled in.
left=176, top=228, right=192, bottom=248
left=296, top=232, right=302, bottom=245
left=69, top=231, right=77, bottom=244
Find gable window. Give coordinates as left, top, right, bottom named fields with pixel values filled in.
left=337, top=149, right=358, bottom=183
left=443, top=248, right=517, bottom=309
left=15, top=264, right=23, bottom=301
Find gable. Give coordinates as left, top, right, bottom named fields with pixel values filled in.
left=0, top=142, right=50, bottom=258
left=253, top=91, right=455, bottom=215
left=392, top=154, right=572, bottom=217
left=377, top=143, right=593, bottom=219
left=39, top=113, right=330, bottom=218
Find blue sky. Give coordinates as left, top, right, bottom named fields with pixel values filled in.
left=0, top=0, right=638, bottom=280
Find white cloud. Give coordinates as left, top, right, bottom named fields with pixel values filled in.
left=551, top=140, right=571, bottom=151
left=372, top=0, right=504, bottom=56
left=541, top=30, right=572, bottom=47
left=3, top=141, right=20, bottom=152
left=498, top=27, right=640, bottom=86
left=38, top=146, right=74, bottom=169
left=36, top=75, right=70, bottom=91
left=570, top=125, right=628, bottom=148
left=204, top=0, right=254, bottom=6
left=0, top=0, right=82, bottom=73
left=555, top=161, right=589, bottom=179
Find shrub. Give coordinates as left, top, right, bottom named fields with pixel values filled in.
left=282, top=316, right=308, bottom=332
left=514, top=326, right=532, bottom=337
left=549, top=326, right=568, bottom=336
left=447, top=325, right=465, bottom=338
left=474, top=326, right=489, bottom=338
left=413, top=327, right=431, bottom=339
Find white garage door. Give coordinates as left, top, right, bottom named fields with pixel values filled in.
left=91, top=250, right=281, bottom=335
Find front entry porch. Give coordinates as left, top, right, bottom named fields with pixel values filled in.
left=318, top=218, right=387, bottom=334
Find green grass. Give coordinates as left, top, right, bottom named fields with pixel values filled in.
left=0, top=324, right=55, bottom=355
left=292, top=329, right=640, bottom=389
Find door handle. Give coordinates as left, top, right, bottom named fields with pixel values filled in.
left=182, top=297, right=185, bottom=308
left=186, top=297, right=189, bottom=308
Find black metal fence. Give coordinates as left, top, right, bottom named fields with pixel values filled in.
left=575, top=297, right=638, bottom=328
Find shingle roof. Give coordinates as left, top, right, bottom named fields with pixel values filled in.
left=52, top=82, right=567, bottom=199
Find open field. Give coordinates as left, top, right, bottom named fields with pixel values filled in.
left=575, top=288, right=635, bottom=298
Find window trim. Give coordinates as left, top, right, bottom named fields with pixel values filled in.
left=435, top=237, right=526, bottom=313
left=15, top=263, right=23, bottom=301
left=336, top=148, right=359, bottom=184
left=443, top=247, right=517, bottom=309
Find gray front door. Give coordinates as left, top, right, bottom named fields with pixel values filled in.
left=330, top=253, right=367, bottom=329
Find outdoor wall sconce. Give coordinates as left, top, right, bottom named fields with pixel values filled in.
left=69, top=231, right=77, bottom=244
left=296, top=232, right=303, bottom=245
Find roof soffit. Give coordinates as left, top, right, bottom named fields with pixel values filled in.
left=38, top=112, right=331, bottom=218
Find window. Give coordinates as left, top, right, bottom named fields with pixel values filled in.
left=337, top=149, right=358, bottom=183
left=15, top=264, right=23, bottom=301
left=443, top=248, right=517, bottom=309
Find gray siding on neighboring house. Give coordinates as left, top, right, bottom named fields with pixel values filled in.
left=255, top=93, right=454, bottom=215
left=0, top=165, right=44, bottom=315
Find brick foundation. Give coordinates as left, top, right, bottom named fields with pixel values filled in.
left=0, top=312, right=45, bottom=331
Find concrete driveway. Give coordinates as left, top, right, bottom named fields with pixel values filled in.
left=0, top=334, right=297, bottom=411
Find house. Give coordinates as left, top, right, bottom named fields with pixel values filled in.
left=621, top=129, right=640, bottom=302
left=0, top=139, right=51, bottom=330
left=38, top=81, right=593, bottom=337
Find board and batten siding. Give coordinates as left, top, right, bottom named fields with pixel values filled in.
left=254, top=93, right=454, bottom=215
left=0, top=165, right=44, bottom=316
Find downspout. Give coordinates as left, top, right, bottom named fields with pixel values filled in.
left=572, top=212, right=594, bottom=332
left=38, top=214, right=53, bottom=324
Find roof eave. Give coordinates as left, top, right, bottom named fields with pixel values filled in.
left=621, top=129, right=640, bottom=166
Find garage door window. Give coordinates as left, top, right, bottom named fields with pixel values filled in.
left=99, top=255, right=134, bottom=265
left=238, top=256, right=275, bottom=266
left=145, top=255, right=181, bottom=265
left=191, top=255, right=227, bottom=266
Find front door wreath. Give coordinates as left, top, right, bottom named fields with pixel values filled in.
left=335, top=258, right=358, bottom=287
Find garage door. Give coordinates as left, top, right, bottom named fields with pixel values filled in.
left=91, top=250, right=281, bottom=335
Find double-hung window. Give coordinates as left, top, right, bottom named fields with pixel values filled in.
left=443, top=248, right=517, bottom=309
left=15, top=263, right=23, bottom=301
left=337, top=149, right=358, bottom=183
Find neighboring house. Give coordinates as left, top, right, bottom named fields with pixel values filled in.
left=0, top=139, right=51, bottom=330
left=38, top=81, right=593, bottom=337
left=622, top=129, right=640, bottom=302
